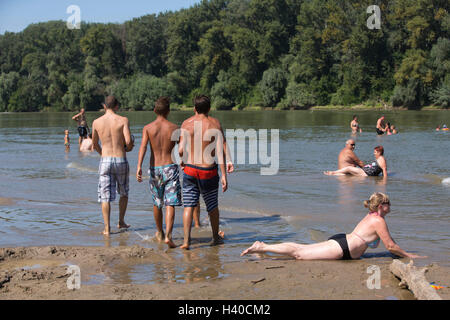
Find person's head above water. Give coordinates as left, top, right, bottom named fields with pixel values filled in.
left=352, top=115, right=358, bottom=120
left=364, top=192, right=390, bottom=213
left=374, top=145, right=384, bottom=157
left=346, top=139, right=356, bottom=150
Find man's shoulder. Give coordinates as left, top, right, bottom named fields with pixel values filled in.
left=181, top=116, right=195, bottom=127
left=207, top=116, right=221, bottom=128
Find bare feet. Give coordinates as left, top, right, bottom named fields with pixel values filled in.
left=117, top=222, right=130, bottom=229
left=211, top=231, right=225, bottom=246
left=180, top=243, right=190, bottom=250
left=102, top=229, right=110, bottom=236
left=154, top=231, right=165, bottom=242
left=323, top=171, right=333, bottom=175
left=164, top=237, right=177, bottom=248
left=241, top=241, right=265, bottom=256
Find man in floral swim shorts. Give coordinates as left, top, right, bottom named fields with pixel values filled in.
left=136, top=97, right=182, bottom=248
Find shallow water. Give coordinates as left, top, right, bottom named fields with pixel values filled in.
left=0, top=110, right=449, bottom=284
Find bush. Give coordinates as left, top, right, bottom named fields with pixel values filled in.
left=108, top=74, right=177, bottom=110
left=258, top=67, right=287, bottom=107
left=430, top=80, right=450, bottom=108
left=285, top=81, right=317, bottom=108
left=391, top=79, right=420, bottom=108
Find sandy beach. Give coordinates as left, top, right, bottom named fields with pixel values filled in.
left=0, top=245, right=448, bottom=300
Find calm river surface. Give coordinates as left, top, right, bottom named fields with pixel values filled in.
left=0, top=110, right=449, bottom=283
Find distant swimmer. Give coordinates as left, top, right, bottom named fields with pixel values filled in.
left=92, top=96, right=134, bottom=236
left=338, top=139, right=364, bottom=170
left=64, top=129, right=70, bottom=149
left=436, top=125, right=440, bottom=131
left=376, top=116, right=387, bottom=135
left=72, top=108, right=89, bottom=146
left=241, top=193, right=426, bottom=260
left=79, top=133, right=94, bottom=152
left=350, top=115, right=362, bottom=133
left=136, top=97, right=182, bottom=248
left=325, top=145, right=387, bottom=178
left=390, top=125, right=398, bottom=134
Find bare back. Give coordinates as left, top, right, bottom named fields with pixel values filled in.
left=145, top=118, right=178, bottom=167
left=92, top=111, right=131, bottom=158
left=181, top=114, right=223, bottom=168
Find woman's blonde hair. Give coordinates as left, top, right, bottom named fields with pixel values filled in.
left=363, top=192, right=390, bottom=212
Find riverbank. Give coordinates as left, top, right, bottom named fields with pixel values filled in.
left=172, top=104, right=447, bottom=112
left=0, top=245, right=448, bottom=300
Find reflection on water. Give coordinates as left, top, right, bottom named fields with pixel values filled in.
left=0, top=110, right=449, bottom=284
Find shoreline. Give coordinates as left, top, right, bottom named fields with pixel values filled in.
left=1, top=245, right=448, bottom=300
left=1, top=105, right=449, bottom=114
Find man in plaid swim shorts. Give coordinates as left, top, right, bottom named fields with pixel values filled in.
left=92, top=96, right=134, bottom=236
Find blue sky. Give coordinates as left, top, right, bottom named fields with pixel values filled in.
left=0, top=0, right=200, bottom=34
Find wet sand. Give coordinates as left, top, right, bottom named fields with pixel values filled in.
left=0, top=245, right=448, bottom=300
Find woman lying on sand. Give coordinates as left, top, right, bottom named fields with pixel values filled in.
left=241, top=192, right=426, bottom=260
left=324, top=146, right=387, bottom=177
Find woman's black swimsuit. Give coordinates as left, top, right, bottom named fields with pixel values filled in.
left=362, top=160, right=383, bottom=176
left=328, top=233, right=352, bottom=260
left=376, top=128, right=384, bottom=135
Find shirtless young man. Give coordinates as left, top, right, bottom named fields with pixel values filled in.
left=337, top=139, right=364, bottom=169
left=179, top=95, right=232, bottom=250
left=92, top=96, right=134, bottom=236
left=376, top=116, right=387, bottom=135
left=136, top=97, right=181, bottom=248
left=72, top=108, right=89, bottom=145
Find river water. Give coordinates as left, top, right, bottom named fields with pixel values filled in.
left=0, top=110, right=449, bottom=283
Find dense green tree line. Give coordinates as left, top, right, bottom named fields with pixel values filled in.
left=0, top=0, right=448, bottom=112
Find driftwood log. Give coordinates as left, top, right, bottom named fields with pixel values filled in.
left=389, top=260, right=442, bottom=300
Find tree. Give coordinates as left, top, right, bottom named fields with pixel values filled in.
left=258, top=67, right=286, bottom=107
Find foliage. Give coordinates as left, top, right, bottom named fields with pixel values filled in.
left=0, top=0, right=448, bottom=111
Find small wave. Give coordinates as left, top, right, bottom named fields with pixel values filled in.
left=442, top=177, right=450, bottom=186
left=66, top=162, right=97, bottom=173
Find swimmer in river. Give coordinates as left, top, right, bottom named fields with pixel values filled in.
left=376, top=116, right=388, bottom=135
left=324, top=145, right=387, bottom=178
left=64, top=129, right=70, bottom=151
left=390, top=125, right=398, bottom=134
left=350, top=115, right=362, bottom=134
left=72, top=108, right=89, bottom=146
left=241, top=192, right=426, bottom=260
left=79, top=133, right=94, bottom=152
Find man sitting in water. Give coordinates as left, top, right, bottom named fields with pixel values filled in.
left=338, top=139, right=364, bottom=169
